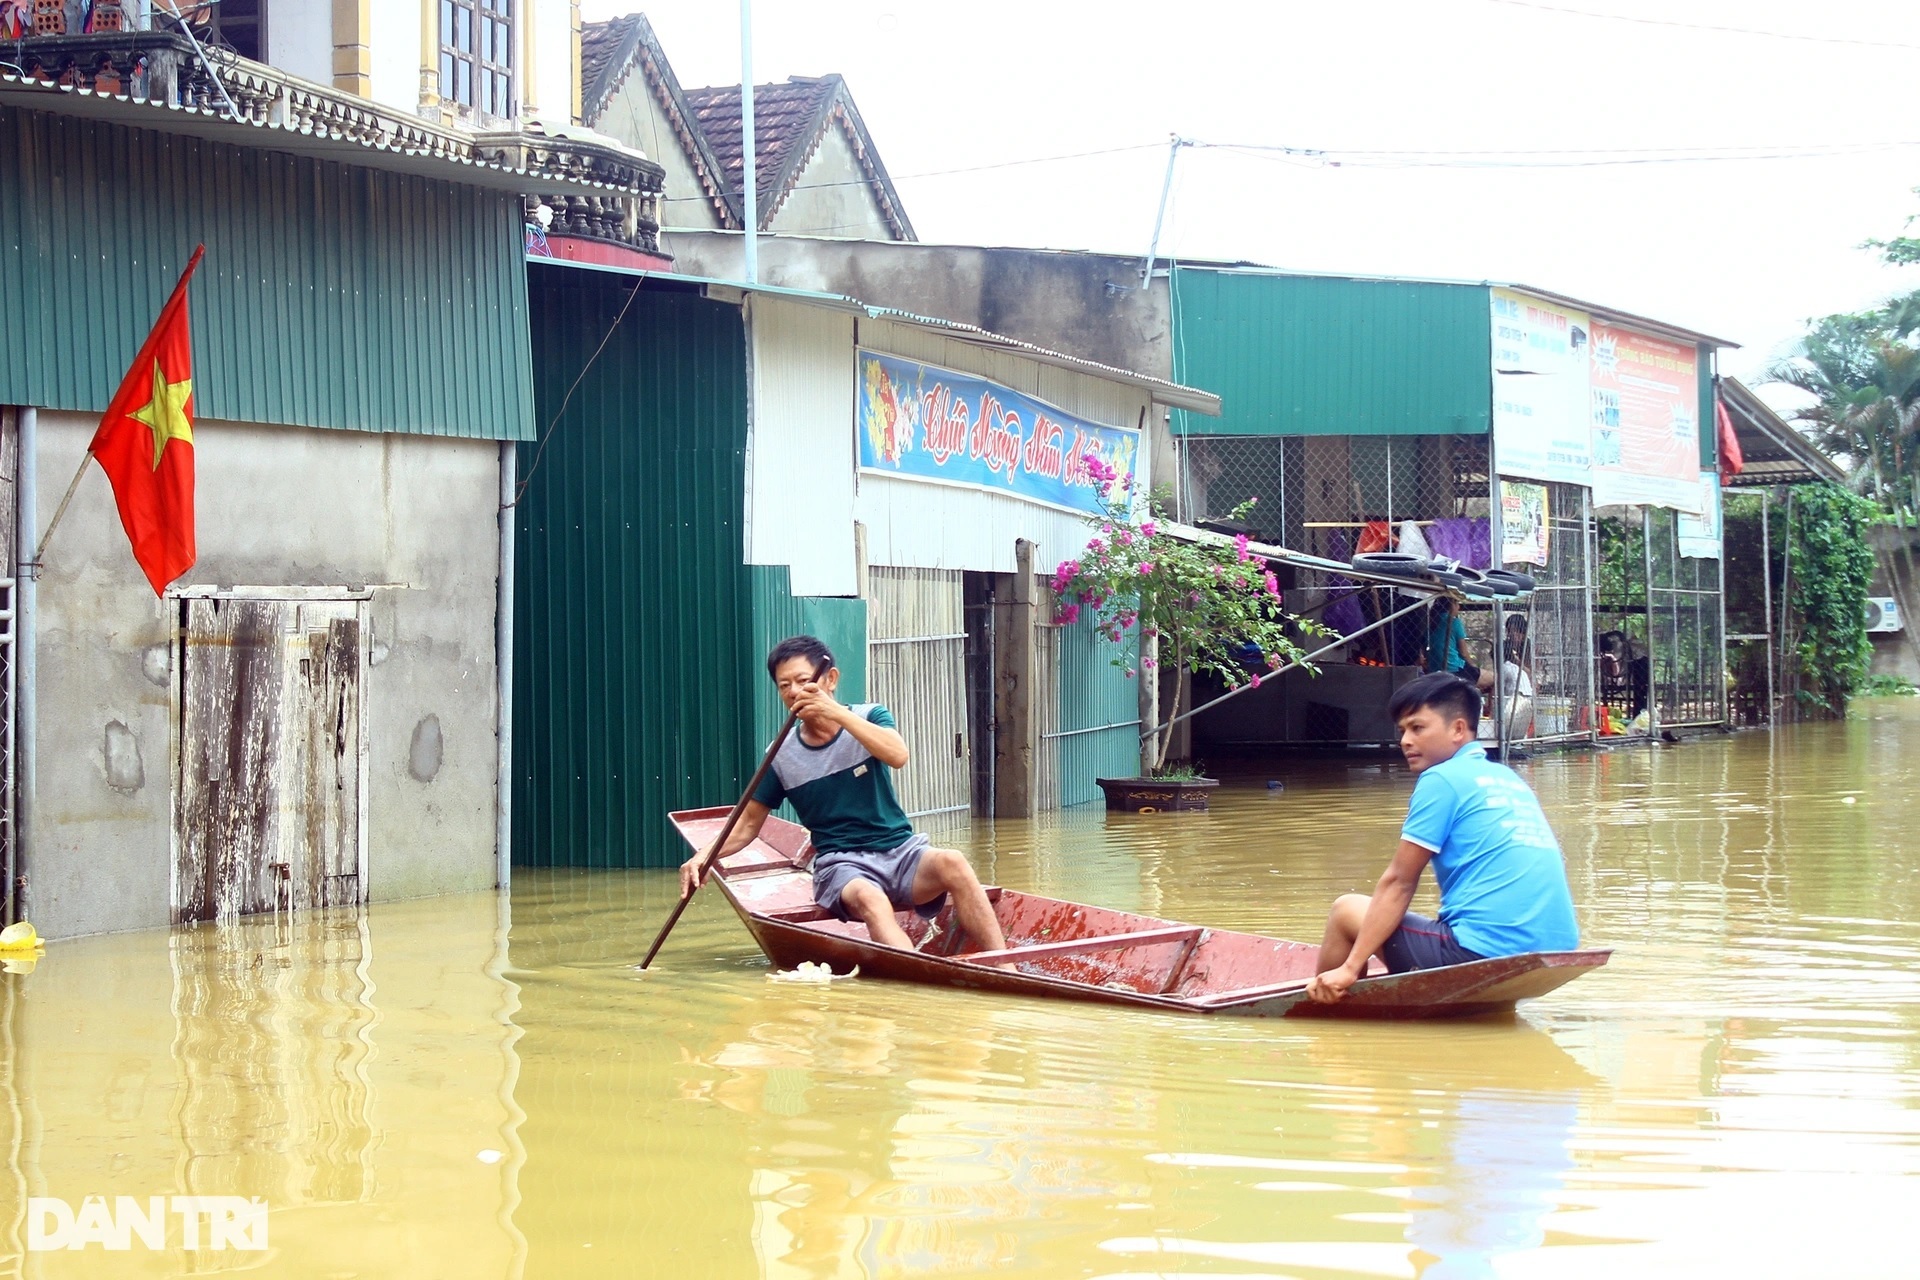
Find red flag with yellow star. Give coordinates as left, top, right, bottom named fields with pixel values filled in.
left=91, top=245, right=203, bottom=596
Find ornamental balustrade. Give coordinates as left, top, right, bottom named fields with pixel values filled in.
left=4, top=22, right=664, bottom=258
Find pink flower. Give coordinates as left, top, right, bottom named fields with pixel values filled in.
left=1250, top=673, right=1263, bottom=687
left=1263, top=571, right=1280, bottom=598
left=1137, top=562, right=1155, bottom=576
left=1058, top=602, right=1081, bottom=624
left=1187, top=591, right=1202, bottom=606
left=1266, top=653, right=1282, bottom=669
left=1140, top=520, right=1157, bottom=538
left=1123, top=667, right=1136, bottom=679
left=1143, top=656, right=1157, bottom=670
left=1145, top=626, right=1159, bottom=640
left=1211, top=565, right=1224, bottom=580
left=1118, top=612, right=1137, bottom=629
left=1086, top=537, right=1106, bottom=556
left=1234, top=533, right=1251, bottom=563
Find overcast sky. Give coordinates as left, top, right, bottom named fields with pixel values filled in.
left=582, top=0, right=1920, bottom=395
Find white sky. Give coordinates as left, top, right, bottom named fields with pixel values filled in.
left=582, top=0, right=1920, bottom=393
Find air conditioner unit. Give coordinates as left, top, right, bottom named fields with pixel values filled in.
left=1865, top=597, right=1903, bottom=633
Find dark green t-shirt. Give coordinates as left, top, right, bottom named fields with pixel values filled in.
left=752, top=704, right=915, bottom=853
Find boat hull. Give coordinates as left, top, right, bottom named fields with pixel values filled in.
left=669, top=807, right=1609, bottom=1019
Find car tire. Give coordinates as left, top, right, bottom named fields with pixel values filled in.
left=1351, top=552, right=1429, bottom=579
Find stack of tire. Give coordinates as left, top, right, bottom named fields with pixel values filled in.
left=1349, top=552, right=1535, bottom=600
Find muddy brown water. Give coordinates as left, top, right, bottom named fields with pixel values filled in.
left=5, top=702, right=1918, bottom=1277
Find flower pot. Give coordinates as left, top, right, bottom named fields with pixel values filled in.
left=1095, top=776, right=1219, bottom=813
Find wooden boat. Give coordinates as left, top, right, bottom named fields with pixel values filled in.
left=669, top=808, right=1611, bottom=1019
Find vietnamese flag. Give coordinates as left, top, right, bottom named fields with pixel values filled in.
left=91, top=245, right=203, bottom=596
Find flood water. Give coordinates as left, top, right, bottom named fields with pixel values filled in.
left=7, top=702, right=1920, bottom=1278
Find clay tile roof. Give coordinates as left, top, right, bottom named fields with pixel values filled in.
left=682, top=76, right=841, bottom=219
left=580, top=14, right=645, bottom=122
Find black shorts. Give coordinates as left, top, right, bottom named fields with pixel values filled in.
left=1378, top=911, right=1485, bottom=973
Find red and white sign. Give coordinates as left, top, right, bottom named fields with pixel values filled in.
left=1588, top=322, right=1703, bottom=512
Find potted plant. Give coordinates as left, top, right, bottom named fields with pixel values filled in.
left=1052, top=459, right=1322, bottom=812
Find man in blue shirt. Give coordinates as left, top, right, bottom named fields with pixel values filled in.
left=1306, top=672, right=1579, bottom=1004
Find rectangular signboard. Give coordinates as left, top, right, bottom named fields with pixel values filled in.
left=855, top=350, right=1141, bottom=516
left=1491, top=288, right=1592, bottom=487
left=1588, top=322, right=1702, bottom=512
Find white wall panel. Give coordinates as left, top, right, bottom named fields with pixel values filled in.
left=747, top=296, right=859, bottom=595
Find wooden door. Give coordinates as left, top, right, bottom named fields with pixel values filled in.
left=175, top=598, right=365, bottom=924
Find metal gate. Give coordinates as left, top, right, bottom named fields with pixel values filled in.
left=174, top=595, right=368, bottom=923
left=866, top=567, right=970, bottom=832
left=1647, top=507, right=1727, bottom=729
left=1497, top=481, right=1595, bottom=745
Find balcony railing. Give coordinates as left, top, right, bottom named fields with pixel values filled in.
left=3, top=24, right=666, bottom=258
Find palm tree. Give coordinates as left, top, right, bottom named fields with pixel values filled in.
left=1768, top=316, right=1920, bottom=510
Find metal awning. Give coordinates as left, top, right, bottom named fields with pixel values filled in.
left=1719, top=377, right=1846, bottom=487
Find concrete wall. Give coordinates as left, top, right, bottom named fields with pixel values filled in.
left=1869, top=524, right=1920, bottom=684
left=593, top=64, right=726, bottom=230
left=266, top=0, right=333, bottom=85
left=768, top=127, right=892, bottom=240
left=28, top=413, right=502, bottom=939
left=661, top=233, right=1173, bottom=379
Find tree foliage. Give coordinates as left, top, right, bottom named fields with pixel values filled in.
left=1783, top=483, right=1880, bottom=714
left=1770, top=193, right=1920, bottom=515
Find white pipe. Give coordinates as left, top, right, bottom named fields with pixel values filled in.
left=14, top=407, right=34, bottom=924
left=495, top=442, right=516, bottom=889
left=739, top=0, right=758, bottom=283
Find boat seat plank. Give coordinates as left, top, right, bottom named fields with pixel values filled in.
left=1186, top=978, right=1311, bottom=1006
left=957, top=925, right=1202, bottom=966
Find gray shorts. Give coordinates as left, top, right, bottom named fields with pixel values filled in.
left=811, top=834, right=948, bottom=923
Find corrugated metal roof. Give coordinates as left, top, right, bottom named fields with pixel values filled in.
left=0, top=103, right=535, bottom=439
left=1169, top=267, right=1490, bottom=437
left=1719, top=377, right=1846, bottom=487
left=1163, top=261, right=1739, bottom=351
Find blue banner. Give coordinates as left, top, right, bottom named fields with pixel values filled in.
left=856, top=350, right=1141, bottom=516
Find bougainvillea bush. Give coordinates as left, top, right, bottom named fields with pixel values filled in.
left=1051, top=458, right=1323, bottom=775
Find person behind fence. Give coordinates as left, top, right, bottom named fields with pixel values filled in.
left=1305, top=672, right=1578, bottom=1003
left=1424, top=596, right=1479, bottom=683
left=679, top=636, right=1009, bottom=955
left=1478, top=614, right=1532, bottom=736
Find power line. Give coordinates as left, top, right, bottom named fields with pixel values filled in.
left=1471, top=0, right=1920, bottom=52
left=1196, top=138, right=1920, bottom=169
left=657, top=141, right=1164, bottom=202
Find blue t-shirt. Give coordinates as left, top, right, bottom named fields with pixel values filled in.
left=1428, top=613, right=1467, bottom=673
left=1400, top=744, right=1578, bottom=957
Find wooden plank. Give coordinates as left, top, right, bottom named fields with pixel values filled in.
left=956, top=925, right=1202, bottom=966
left=1185, top=978, right=1312, bottom=1007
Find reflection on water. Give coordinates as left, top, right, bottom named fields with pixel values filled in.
left=2, top=702, right=1919, bottom=1277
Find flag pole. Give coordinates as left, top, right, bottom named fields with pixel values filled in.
left=30, top=450, right=96, bottom=568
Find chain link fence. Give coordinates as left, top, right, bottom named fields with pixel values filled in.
left=1495, top=482, right=1594, bottom=744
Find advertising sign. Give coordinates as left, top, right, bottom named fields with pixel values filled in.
left=1588, top=322, right=1703, bottom=512
left=1676, top=472, right=1722, bottom=559
left=1500, top=481, right=1550, bottom=568
left=1491, top=288, right=1592, bottom=487
left=856, top=350, right=1140, bottom=516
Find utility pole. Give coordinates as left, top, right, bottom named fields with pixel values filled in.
left=1139, top=135, right=1190, bottom=287
left=740, top=0, right=758, bottom=283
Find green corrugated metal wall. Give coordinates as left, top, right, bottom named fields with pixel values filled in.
left=1055, top=615, right=1141, bottom=807
left=748, top=565, right=868, bottom=752
left=512, top=268, right=754, bottom=868
left=0, top=103, right=533, bottom=439
left=1169, top=267, right=1492, bottom=438
left=1698, top=345, right=1717, bottom=469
